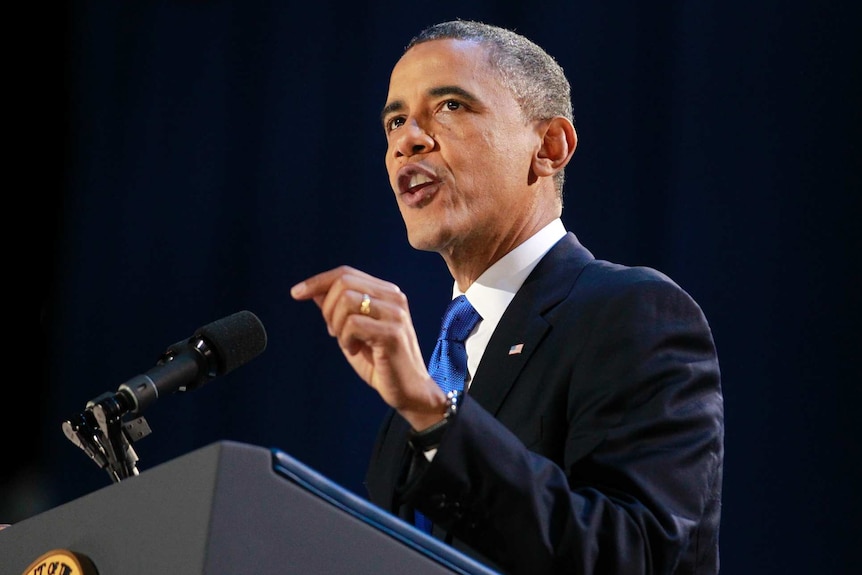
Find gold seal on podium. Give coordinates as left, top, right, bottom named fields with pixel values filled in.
left=22, top=548, right=98, bottom=575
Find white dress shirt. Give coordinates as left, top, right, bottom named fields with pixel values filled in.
left=453, top=218, right=567, bottom=389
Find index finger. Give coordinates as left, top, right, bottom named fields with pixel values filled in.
left=290, top=265, right=366, bottom=301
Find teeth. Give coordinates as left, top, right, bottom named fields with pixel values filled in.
left=408, top=173, right=432, bottom=188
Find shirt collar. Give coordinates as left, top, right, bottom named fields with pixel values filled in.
left=457, top=218, right=566, bottom=328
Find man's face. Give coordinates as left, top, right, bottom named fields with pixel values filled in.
left=382, top=39, right=544, bottom=258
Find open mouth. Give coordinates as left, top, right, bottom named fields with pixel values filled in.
left=398, top=168, right=440, bottom=206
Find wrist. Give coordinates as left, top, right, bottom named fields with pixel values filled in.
left=402, top=383, right=450, bottom=430
left=407, top=390, right=461, bottom=452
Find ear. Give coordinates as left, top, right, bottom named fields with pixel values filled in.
left=532, top=116, right=577, bottom=178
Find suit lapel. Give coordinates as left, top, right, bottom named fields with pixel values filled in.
left=468, top=233, right=594, bottom=415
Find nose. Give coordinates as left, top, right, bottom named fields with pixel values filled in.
left=394, top=119, right=435, bottom=157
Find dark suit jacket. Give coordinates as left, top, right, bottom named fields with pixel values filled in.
left=365, top=233, right=724, bottom=574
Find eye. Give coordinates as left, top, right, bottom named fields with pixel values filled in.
left=386, top=116, right=405, bottom=132
left=442, top=100, right=462, bottom=112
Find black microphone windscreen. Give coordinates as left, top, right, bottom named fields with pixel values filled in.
left=195, top=310, right=268, bottom=374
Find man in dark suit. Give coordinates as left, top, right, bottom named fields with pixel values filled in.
left=291, top=20, right=723, bottom=575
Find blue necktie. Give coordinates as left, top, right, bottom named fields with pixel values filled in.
left=427, top=295, right=481, bottom=394
left=415, top=295, right=481, bottom=534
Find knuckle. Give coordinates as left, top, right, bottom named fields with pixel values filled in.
left=392, top=289, right=409, bottom=306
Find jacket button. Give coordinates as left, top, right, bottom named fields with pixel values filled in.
left=431, top=494, right=448, bottom=509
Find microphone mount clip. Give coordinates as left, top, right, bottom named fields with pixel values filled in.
left=62, top=389, right=152, bottom=483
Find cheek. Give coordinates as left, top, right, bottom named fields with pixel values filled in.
left=472, top=134, right=530, bottom=186
left=454, top=129, right=504, bottom=170
left=384, top=155, right=398, bottom=188
left=447, top=135, right=521, bottom=204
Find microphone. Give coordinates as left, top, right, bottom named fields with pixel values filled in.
left=63, top=310, right=267, bottom=482
left=112, top=310, right=268, bottom=416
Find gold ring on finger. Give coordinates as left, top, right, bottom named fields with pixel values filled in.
left=359, top=293, right=372, bottom=316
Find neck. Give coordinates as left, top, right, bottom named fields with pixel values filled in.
left=442, top=213, right=559, bottom=292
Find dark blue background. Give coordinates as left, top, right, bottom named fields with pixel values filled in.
left=6, top=1, right=860, bottom=573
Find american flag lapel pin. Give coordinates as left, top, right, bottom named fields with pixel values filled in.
left=508, top=343, right=524, bottom=355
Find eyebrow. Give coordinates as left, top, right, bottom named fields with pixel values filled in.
left=380, top=85, right=481, bottom=126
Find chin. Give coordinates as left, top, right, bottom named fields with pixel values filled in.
left=406, top=235, right=435, bottom=252
left=405, top=226, right=445, bottom=253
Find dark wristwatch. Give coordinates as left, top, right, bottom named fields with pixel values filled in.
left=407, top=390, right=461, bottom=452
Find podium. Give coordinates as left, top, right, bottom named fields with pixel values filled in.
left=0, top=441, right=500, bottom=574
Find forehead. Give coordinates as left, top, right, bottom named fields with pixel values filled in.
left=386, top=38, right=503, bottom=100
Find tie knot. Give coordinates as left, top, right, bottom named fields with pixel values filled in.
left=439, top=295, right=481, bottom=342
